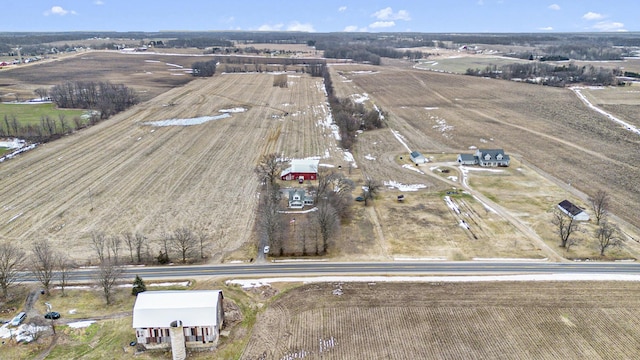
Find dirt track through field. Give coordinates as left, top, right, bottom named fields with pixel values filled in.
left=0, top=73, right=335, bottom=260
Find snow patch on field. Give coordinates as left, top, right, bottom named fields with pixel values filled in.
left=402, top=164, right=425, bottom=174
left=219, top=107, right=247, bottom=113
left=571, top=87, right=640, bottom=136
left=227, top=274, right=640, bottom=288
left=364, top=154, right=376, bottom=161
left=390, top=129, right=411, bottom=152
left=143, top=113, right=231, bottom=126
left=0, top=138, right=25, bottom=149
left=424, top=107, right=439, bottom=110
left=67, top=320, right=96, bottom=329
left=444, top=196, right=460, bottom=214
left=0, top=323, right=48, bottom=343
left=343, top=151, right=357, bottom=168
left=351, top=93, right=369, bottom=103
left=384, top=181, right=427, bottom=192
left=431, top=115, right=454, bottom=138
left=0, top=143, right=38, bottom=163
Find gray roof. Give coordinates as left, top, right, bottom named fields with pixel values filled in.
left=132, top=290, right=222, bottom=328
left=458, top=154, right=476, bottom=161
left=558, top=200, right=585, bottom=216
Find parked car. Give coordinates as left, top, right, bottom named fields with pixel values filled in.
left=44, top=311, right=61, bottom=320
left=263, top=246, right=270, bottom=254
left=10, top=312, right=26, bottom=326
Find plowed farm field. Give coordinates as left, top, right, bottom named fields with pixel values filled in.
left=0, top=72, right=341, bottom=260
left=241, top=281, right=640, bottom=360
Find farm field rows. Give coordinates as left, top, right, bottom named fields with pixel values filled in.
left=242, top=281, right=640, bottom=359
left=0, top=71, right=338, bottom=261
left=330, top=63, right=640, bottom=239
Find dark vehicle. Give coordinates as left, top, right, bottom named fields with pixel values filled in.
left=44, top=311, right=61, bottom=320
left=355, top=196, right=365, bottom=202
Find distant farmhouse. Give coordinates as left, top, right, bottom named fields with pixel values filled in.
left=288, top=189, right=314, bottom=209
left=557, top=200, right=590, bottom=221
left=410, top=151, right=427, bottom=164
left=132, top=290, right=224, bottom=354
left=281, top=159, right=319, bottom=181
left=457, top=149, right=510, bottom=167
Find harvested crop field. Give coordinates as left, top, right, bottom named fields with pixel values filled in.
left=242, top=281, right=640, bottom=359
left=0, top=51, right=199, bottom=102
left=0, top=71, right=340, bottom=260
left=330, top=63, right=640, bottom=233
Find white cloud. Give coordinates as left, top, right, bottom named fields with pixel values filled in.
left=370, top=21, right=395, bottom=29
left=258, top=23, right=284, bottom=31
left=548, top=4, right=560, bottom=10
left=343, top=25, right=358, bottom=32
left=44, top=6, right=77, bottom=16
left=583, top=12, right=604, bottom=20
left=539, top=26, right=554, bottom=31
left=592, top=21, right=626, bottom=32
left=477, top=0, right=484, bottom=5
left=338, top=6, right=347, bottom=12
left=94, top=0, right=104, bottom=5
left=372, top=7, right=410, bottom=21
left=287, top=21, right=315, bottom=32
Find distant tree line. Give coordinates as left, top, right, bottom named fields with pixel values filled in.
left=49, top=81, right=138, bottom=119
left=323, top=67, right=386, bottom=149
left=322, top=45, right=422, bottom=64
left=465, top=62, right=621, bottom=87
left=0, top=113, right=90, bottom=142
left=165, top=37, right=232, bottom=49
left=191, top=59, right=217, bottom=77
left=505, top=45, right=624, bottom=62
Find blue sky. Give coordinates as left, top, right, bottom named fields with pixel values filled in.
left=2, top=1, right=637, bottom=33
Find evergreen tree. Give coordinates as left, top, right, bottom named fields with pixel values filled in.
left=132, top=275, right=147, bottom=296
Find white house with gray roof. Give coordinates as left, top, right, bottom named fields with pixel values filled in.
left=457, top=149, right=510, bottom=167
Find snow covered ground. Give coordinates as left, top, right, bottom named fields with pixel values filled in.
left=226, top=273, right=640, bottom=289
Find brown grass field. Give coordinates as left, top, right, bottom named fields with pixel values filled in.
left=1, top=50, right=639, bottom=262
left=330, top=61, right=640, bottom=248
left=241, top=281, right=640, bottom=360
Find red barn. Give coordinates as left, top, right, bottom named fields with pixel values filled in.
left=280, top=159, right=319, bottom=181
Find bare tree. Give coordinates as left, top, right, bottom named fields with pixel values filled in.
left=552, top=209, right=580, bottom=251
left=195, top=224, right=211, bottom=260
left=30, top=239, right=56, bottom=295
left=122, top=232, right=136, bottom=263
left=589, top=190, right=610, bottom=225
left=171, top=227, right=197, bottom=263
left=595, top=221, right=622, bottom=256
left=0, top=242, right=25, bottom=299
left=257, top=185, right=283, bottom=255
left=57, top=255, right=75, bottom=297
left=362, top=177, right=382, bottom=206
left=95, top=260, right=123, bottom=305
left=107, top=234, right=121, bottom=264
left=58, top=114, right=67, bottom=133
left=134, top=232, right=147, bottom=263
left=255, top=153, right=281, bottom=186
left=34, top=87, right=48, bottom=100
left=313, top=201, right=339, bottom=254
left=90, top=231, right=106, bottom=263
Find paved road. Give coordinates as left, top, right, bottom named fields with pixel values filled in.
left=29, top=261, right=640, bottom=283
